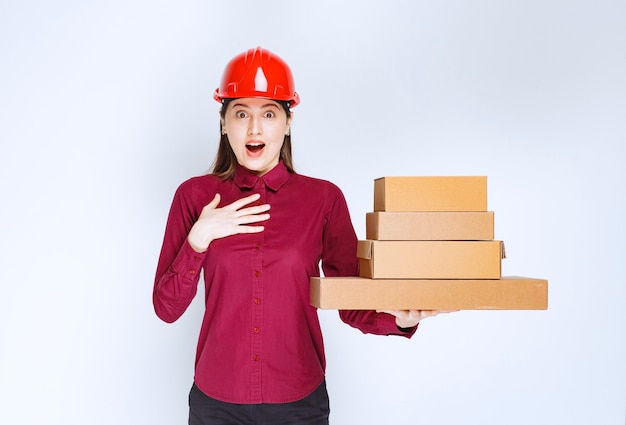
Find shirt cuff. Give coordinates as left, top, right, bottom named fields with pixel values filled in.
left=378, top=313, right=418, bottom=337
left=171, top=239, right=207, bottom=281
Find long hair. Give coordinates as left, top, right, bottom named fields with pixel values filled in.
left=210, top=98, right=294, bottom=179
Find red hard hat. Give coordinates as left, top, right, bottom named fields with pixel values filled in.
left=214, top=47, right=300, bottom=107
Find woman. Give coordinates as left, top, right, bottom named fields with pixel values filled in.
left=153, top=47, right=443, bottom=425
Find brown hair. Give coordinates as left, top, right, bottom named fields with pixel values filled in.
left=210, top=99, right=295, bottom=179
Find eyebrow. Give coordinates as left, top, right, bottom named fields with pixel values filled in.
left=231, top=102, right=280, bottom=109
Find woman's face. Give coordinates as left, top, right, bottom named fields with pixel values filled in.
left=222, top=98, right=292, bottom=176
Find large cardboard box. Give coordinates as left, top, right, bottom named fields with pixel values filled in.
left=374, top=176, right=488, bottom=212
left=310, top=276, right=548, bottom=310
left=366, top=211, right=495, bottom=241
left=358, top=240, right=504, bottom=279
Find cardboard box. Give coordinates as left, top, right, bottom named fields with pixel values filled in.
left=374, top=176, right=488, bottom=212
left=358, top=240, right=504, bottom=279
left=310, top=276, right=548, bottom=310
left=366, top=211, right=495, bottom=241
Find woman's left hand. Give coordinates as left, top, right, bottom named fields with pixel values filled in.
left=376, top=309, right=459, bottom=329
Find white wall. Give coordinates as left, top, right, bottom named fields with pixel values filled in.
left=1, top=1, right=624, bottom=424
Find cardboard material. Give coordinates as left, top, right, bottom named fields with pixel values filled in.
left=366, top=211, right=495, bottom=241
left=310, top=276, right=548, bottom=310
left=358, top=240, right=504, bottom=279
left=374, top=176, right=488, bottom=212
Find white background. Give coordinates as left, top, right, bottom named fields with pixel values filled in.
left=1, top=1, right=624, bottom=424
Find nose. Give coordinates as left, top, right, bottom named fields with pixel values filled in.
left=248, top=115, right=262, bottom=135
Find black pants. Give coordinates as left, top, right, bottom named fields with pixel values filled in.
left=189, top=380, right=330, bottom=425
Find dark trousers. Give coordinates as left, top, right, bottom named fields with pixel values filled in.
left=189, top=380, right=330, bottom=425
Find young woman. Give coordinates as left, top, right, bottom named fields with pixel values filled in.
left=153, top=47, right=444, bottom=425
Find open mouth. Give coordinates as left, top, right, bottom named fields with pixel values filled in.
left=246, top=142, right=265, bottom=153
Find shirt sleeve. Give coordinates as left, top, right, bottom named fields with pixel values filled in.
left=338, top=309, right=418, bottom=337
left=320, top=183, right=416, bottom=338
left=153, top=182, right=206, bottom=323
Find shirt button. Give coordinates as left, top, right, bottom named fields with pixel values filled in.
left=255, top=271, right=261, bottom=277
left=253, top=327, right=259, bottom=333
left=255, top=243, right=261, bottom=250
left=188, top=269, right=196, bottom=275
left=254, top=298, right=261, bottom=305
left=252, top=355, right=260, bottom=361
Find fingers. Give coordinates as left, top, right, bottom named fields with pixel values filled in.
left=376, top=309, right=458, bottom=328
left=217, top=193, right=271, bottom=217
left=199, top=194, right=221, bottom=217
left=200, top=193, right=270, bottom=220
left=236, top=204, right=271, bottom=218
left=414, top=310, right=436, bottom=319
left=235, top=224, right=266, bottom=234
left=207, top=193, right=221, bottom=208
left=412, top=309, right=459, bottom=317
left=226, top=193, right=265, bottom=211
left=234, top=213, right=270, bottom=228
left=377, top=309, right=458, bottom=316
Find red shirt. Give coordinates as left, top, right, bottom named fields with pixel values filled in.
left=153, top=162, right=415, bottom=404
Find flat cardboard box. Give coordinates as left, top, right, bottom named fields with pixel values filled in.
left=366, top=211, right=495, bottom=241
left=374, top=176, right=488, bottom=212
left=358, top=240, right=504, bottom=279
left=310, top=276, right=548, bottom=310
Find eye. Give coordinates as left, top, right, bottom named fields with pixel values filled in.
left=236, top=111, right=247, bottom=118
left=263, top=111, right=275, bottom=118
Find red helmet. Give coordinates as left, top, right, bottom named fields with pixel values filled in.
left=214, top=47, right=300, bottom=107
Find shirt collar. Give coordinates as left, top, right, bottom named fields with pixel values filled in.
left=233, top=161, right=291, bottom=191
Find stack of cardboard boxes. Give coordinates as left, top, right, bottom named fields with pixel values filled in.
left=310, top=176, right=548, bottom=310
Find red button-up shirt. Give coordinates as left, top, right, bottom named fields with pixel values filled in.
left=153, top=162, right=414, bottom=404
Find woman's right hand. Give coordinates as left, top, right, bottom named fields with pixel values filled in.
left=187, top=193, right=270, bottom=253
